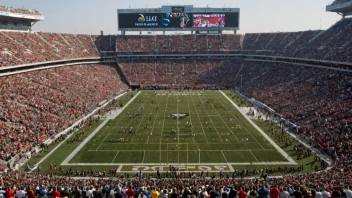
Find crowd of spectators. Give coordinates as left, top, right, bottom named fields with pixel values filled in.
left=0, top=32, right=109, bottom=67
left=230, top=61, right=352, bottom=162
left=0, top=157, right=351, bottom=198
left=243, top=18, right=352, bottom=62
left=116, top=34, right=242, bottom=52
left=118, top=60, right=240, bottom=86
left=0, top=5, right=41, bottom=16
left=0, top=63, right=128, bottom=161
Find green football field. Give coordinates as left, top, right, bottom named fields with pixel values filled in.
left=58, top=90, right=294, bottom=172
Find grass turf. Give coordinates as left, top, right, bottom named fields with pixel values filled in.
left=69, top=91, right=287, bottom=164
left=25, top=90, right=319, bottom=175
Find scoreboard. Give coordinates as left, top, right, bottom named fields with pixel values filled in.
left=117, top=5, right=239, bottom=31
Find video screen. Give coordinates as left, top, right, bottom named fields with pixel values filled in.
left=118, top=13, right=162, bottom=28
left=163, top=13, right=192, bottom=28
left=192, top=14, right=225, bottom=28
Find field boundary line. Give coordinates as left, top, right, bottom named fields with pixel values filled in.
left=215, top=95, right=265, bottom=149
left=219, top=90, right=297, bottom=165
left=60, top=91, right=141, bottom=166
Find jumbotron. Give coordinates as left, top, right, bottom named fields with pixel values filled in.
left=0, top=2, right=352, bottom=198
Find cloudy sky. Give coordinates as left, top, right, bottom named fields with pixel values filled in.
left=1, top=0, right=341, bottom=34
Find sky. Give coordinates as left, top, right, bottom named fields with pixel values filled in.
left=1, top=0, right=342, bottom=35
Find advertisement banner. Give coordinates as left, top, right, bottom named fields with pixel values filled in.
left=118, top=13, right=162, bottom=28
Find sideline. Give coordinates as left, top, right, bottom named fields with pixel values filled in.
left=60, top=91, right=141, bottom=165
left=219, top=90, right=297, bottom=165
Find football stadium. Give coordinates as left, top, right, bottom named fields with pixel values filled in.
left=0, top=1, right=352, bottom=198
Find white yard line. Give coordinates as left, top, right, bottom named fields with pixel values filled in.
left=186, top=97, right=195, bottom=143
left=116, top=165, right=123, bottom=172
left=250, top=150, right=259, bottom=162
left=210, top=96, right=240, bottom=142
left=131, top=95, right=152, bottom=136
left=98, top=92, right=148, bottom=150
left=197, top=95, right=223, bottom=143
left=61, top=91, right=141, bottom=166
left=221, top=151, right=229, bottom=163
left=219, top=90, right=297, bottom=164
left=215, top=95, right=265, bottom=149
left=243, top=126, right=265, bottom=150
left=88, top=149, right=274, bottom=152
left=160, top=94, right=169, bottom=146
left=111, top=151, right=120, bottom=163
left=177, top=95, right=180, bottom=151
left=190, top=94, right=209, bottom=143
left=96, top=127, right=112, bottom=151
left=142, top=151, right=146, bottom=163
left=64, top=161, right=297, bottom=166
left=85, top=142, right=267, bottom=145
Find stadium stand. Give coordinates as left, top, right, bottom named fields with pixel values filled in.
left=2, top=3, right=352, bottom=195
left=0, top=5, right=41, bottom=16
left=0, top=32, right=101, bottom=67
left=116, top=34, right=242, bottom=52
left=242, top=18, right=352, bottom=62
left=0, top=64, right=128, bottom=161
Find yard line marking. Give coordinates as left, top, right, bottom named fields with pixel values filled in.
left=186, top=96, right=195, bottom=143
left=88, top=149, right=275, bottom=152
left=221, top=151, right=229, bottom=163
left=197, top=95, right=223, bottom=143
left=60, top=91, right=141, bottom=166
left=219, top=90, right=296, bottom=164
left=243, top=126, right=265, bottom=150
left=116, top=165, right=123, bottom=172
left=250, top=150, right=259, bottom=162
left=214, top=93, right=265, bottom=149
left=111, top=151, right=120, bottom=163
left=190, top=93, right=209, bottom=143
left=210, top=95, right=240, bottom=143
left=130, top=94, right=152, bottom=143
left=96, top=92, right=144, bottom=150
left=146, top=136, right=149, bottom=144
left=96, top=128, right=112, bottom=151
left=177, top=94, right=180, bottom=164
left=142, top=151, right=146, bottom=163
left=160, top=94, right=169, bottom=147
left=65, top=162, right=297, bottom=166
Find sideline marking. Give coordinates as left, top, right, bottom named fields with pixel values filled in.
left=61, top=91, right=142, bottom=166
left=219, top=90, right=297, bottom=165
